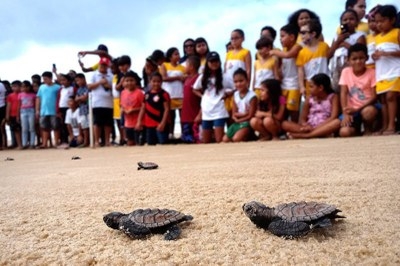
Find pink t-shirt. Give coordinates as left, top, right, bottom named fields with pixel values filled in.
left=18, top=92, right=36, bottom=109
left=339, top=67, right=376, bottom=110
left=120, top=89, right=145, bottom=128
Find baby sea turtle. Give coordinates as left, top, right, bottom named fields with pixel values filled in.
left=137, top=161, right=158, bottom=170
left=71, top=156, right=81, bottom=160
left=243, top=201, right=345, bottom=239
left=4, top=157, right=14, bottom=161
left=103, top=208, right=193, bottom=240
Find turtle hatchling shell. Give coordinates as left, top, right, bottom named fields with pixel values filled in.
left=128, top=208, right=187, bottom=228
left=275, top=201, right=337, bottom=222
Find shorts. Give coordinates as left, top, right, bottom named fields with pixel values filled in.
left=202, top=118, right=227, bottom=130
left=93, top=108, right=113, bottom=127
left=226, top=122, right=250, bottom=139
left=376, top=77, right=400, bottom=95
left=170, top=98, right=183, bottom=110
left=339, top=103, right=381, bottom=128
left=8, top=117, right=21, bottom=131
left=125, top=127, right=145, bottom=145
left=79, top=114, right=89, bottom=129
left=282, top=89, right=300, bottom=111
left=113, top=98, right=121, bottom=119
left=40, top=115, right=60, bottom=130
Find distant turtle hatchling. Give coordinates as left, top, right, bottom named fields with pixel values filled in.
left=103, top=208, right=193, bottom=240
left=4, top=157, right=14, bottom=161
left=71, top=156, right=81, bottom=160
left=243, top=201, right=345, bottom=239
left=137, top=161, right=158, bottom=170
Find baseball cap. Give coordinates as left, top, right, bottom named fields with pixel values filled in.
left=99, top=57, right=110, bottom=66
left=207, top=51, right=220, bottom=61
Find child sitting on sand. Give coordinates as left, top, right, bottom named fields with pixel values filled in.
left=282, top=73, right=340, bottom=139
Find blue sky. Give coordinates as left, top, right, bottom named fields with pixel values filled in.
left=0, top=0, right=398, bottom=82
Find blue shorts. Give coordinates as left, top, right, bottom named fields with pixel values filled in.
left=339, top=103, right=381, bottom=127
left=202, top=118, right=227, bottom=130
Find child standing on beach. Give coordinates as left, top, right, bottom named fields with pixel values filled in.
left=252, top=37, right=280, bottom=98
left=193, top=52, right=232, bottom=143
left=65, top=97, right=82, bottom=148
left=282, top=73, right=340, bottom=139
left=372, top=5, right=400, bottom=135
left=160, top=47, right=185, bottom=139
left=296, top=19, right=330, bottom=98
left=195, top=37, right=210, bottom=73
left=365, top=5, right=381, bottom=68
left=120, top=71, right=145, bottom=146
left=329, top=9, right=366, bottom=92
left=250, top=79, right=286, bottom=140
left=223, top=68, right=257, bottom=142
left=6, top=81, right=22, bottom=149
left=338, top=44, right=378, bottom=137
left=75, top=74, right=89, bottom=147
left=181, top=55, right=201, bottom=143
left=17, top=81, right=36, bottom=148
left=58, top=74, right=76, bottom=146
left=137, top=72, right=170, bottom=145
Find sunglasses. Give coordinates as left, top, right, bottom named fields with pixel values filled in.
left=184, top=44, right=194, bottom=48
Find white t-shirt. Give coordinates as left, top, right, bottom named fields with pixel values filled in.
left=0, top=82, right=6, bottom=108
left=59, top=86, right=75, bottom=108
left=90, top=71, right=113, bottom=108
left=193, top=73, right=232, bottom=120
left=65, top=108, right=81, bottom=137
left=234, top=90, right=257, bottom=114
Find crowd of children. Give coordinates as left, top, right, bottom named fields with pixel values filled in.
left=0, top=1, right=399, bottom=150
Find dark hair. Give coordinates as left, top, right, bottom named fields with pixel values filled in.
left=61, top=74, right=72, bottom=83
left=345, top=0, right=358, bottom=9
left=280, top=24, right=299, bottom=39
left=150, top=71, right=163, bottom=81
left=347, top=43, right=368, bottom=58
left=151, top=49, right=165, bottom=63
left=11, top=80, right=22, bottom=86
left=232, top=28, right=245, bottom=38
left=340, top=9, right=359, bottom=22
left=201, top=54, right=223, bottom=94
left=180, top=38, right=195, bottom=63
left=124, top=70, right=142, bottom=85
left=288, top=9, right=320, bottom=31
left=118, top=55, right=131, bottom=66
left=260, top=79, right=282, bottom=113
left=31, top=74, right=41, bottom=82
left=306, top=19, right=323, bottom=38
left=260, top=26, right=277, bottom=40
left=22, top=80, right=34, bottom=93
left=376, top=5, right=398, bottom=20
left=97, top=44, right=108, bottom=52
left=165, top=47, right=179, bottom=62
left=195, top=37, right=210, bottom=56
left=225, top=41, right=232, bottom=49
left=186, top=55, right=201, bottom=71
left=255, top=37, right=273, bottom=50
left=311, top=73, right=334, bottom=94
left=75, top=73, right=86, bottom=79
left=42, top=71, right=53, bottom=78
left=233, top=68, right=248, bottom=80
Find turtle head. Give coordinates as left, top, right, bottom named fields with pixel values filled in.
left=103, top=212, right=126, bottom=229
left=243, top=201, right=275, bottom=229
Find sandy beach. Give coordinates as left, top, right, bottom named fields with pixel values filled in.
left=0, top=136, right=399, bottom=265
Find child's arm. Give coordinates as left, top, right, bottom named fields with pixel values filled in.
left=373, top=31, right=400, bottom=59
left=245, top=51, right=252, bottom=80
left=35, top=96, right=40, bottom=120
left=136, top=102, right=145, bottom=130
left=78, top=50, right=112, bottom=60
left=273, top=57, right=282, bottom=81
left=66, top=124, right=73, bottom=142
left=252, top=64, right=257, bottom=91
left=5, top=99, right=10, bottom=123
left=272, top=101, right=286, bottom=121
left=270, top=44, right=302, bottom=59
left=160, top=64, right=183, bottom=82
left=297, top=66, right=306, bottom=95
left=299, top=98, right=310, bottom=125
left=328, top=33, right=351, bottom=58
left=237, top=96, right=257, bottom=123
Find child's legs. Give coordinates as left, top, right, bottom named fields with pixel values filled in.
left=20, top=110, right=29, bottom=147
left=379, top=94, right=388, bottom=131
left=146, top=127, right=158, bottom=145
left=360, top=105, right=378, bottom=133
left=125, top=128, right=135, bottom=146
left=385, top=91, right=398, bottom=132
left=212, top=118, right=226, bottom=143
left=59, top=108, right=68, bottom=143
left=339, top=126, right=357, bottom=137
left=201, top=120, right=214, bottom=144
left=283, top=89, right=300, bottom=122
left=305, top=119, right=341, bottom=138
left=282, top=120, right=302, bottom=133
left=27, top=109, right=36, bottom=146
left=250, top=117, right=269, bottom=139
left=156, top=129, right=169, bottom=144
left=169, top=109, right=176, bottom=136
left=232, top=127, right=250, bottom=142
left=263, top=117, right=280, bottom=138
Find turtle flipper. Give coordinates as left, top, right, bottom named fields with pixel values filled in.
left=164, top=224, right=181, bottom=240
left=120, top=219, right=151, bottom=238
left=268, top=219, right=311, bottom=239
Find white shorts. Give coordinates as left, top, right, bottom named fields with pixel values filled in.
left=79, top=114, right=89, bottom=129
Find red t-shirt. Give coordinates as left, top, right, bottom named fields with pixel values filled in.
left=181, top=74, right=201, bottom=123
left=144, top=89, right=170, bottom=128
left=120, top=89, right=145, bottom=128
left=7, top=92, right=19, bottom=117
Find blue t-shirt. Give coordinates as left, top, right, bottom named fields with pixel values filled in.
left=37, top=83, right=61, bottom=116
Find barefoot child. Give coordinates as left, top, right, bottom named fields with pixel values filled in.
left=250, top=79, right=286, bottom=140
left=282, top=73, right=340, bottom=139
left=223, top=68, right=257, bottom=142
left=338, top=43, right=378, bottom=137
left=17, top=81, right=36, bottom=148
left=74, top=73, right=90, bottom=147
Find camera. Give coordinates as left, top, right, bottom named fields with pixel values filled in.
left=340, top=24, right=349, bottom=33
